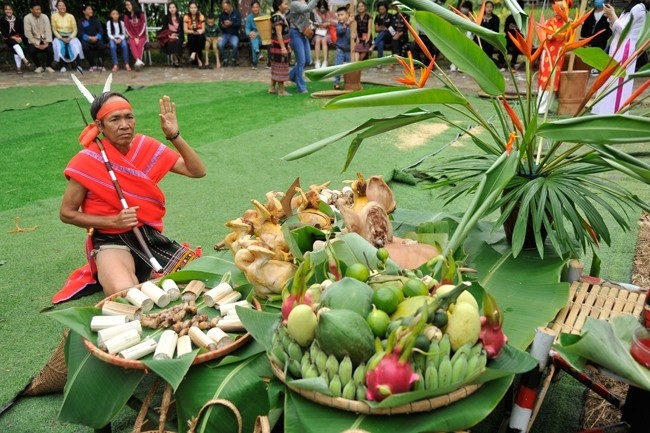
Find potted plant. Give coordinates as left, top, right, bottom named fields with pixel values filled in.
left=284, top=0, right=650, bottom=260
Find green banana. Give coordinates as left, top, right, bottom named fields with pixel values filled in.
left=412, top=352, right=427, bottom=373
left=329, top=374, right=342, bottom=397
left=315, top=350, right=328, bottom=375
left=305, top=365, right=319, bottom=379
left=301, top=351, right=311, bottom=367
left=338, top=356, right=353, bottom=386
left=469, top=341, right=484, bottom=358
left=424, top=361, right=438, bottom=390
left=413, top=369, right=425, bottom=391
left=466, top=351, right=480, bottom=381
left=427, top=339, right=441, bottom=369
left=438, top=355, right=453, bottom=387
left=270, top=344, right=287, bottom=367
left=310, top=340, right=321, bottom=360
left=353, top=363, right=366, bottom=386
left=326, top=354, right=339, bottom=380
left=473, top=352, right=488, bottom=377
left=450, top=342, right=473, bottom=365
left=287, top=341, right=303, bottom=362
left=451, top=352, right=468, bottom=385
left=288, top=359, right=302, bottom=379
left=356, top=385, right=367, bottom=401
left=439, top=333, right=451, bottom=360
left=301, top=358, right=311, bottom=378
left=342, top=380, right=356, bottom=400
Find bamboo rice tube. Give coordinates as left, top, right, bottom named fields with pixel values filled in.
left=104, top=328, right=141, bottom=355
left=161, top=279, right=181, bottom=301
left=119, top=338, right=158, bottom=360
left=125, top=288, right=154, bottom=312
left=206, top=327, right=234, bottom=349
left=91, top=315, right=128, bottom=331
left=218, top=300, right=251, bottom=315
left=203, top=282, right=234, bottom=307
left=188, top=326, right=218, bottom=351
left=215, top=291, right=242, bottom=307
left=153, top=330, right=178, bottom=360
left=216, top=316, right=246, bottom=333
left=141, top=281, right=171, bottom=308
left=101, top=301, right=142, bottom=321
left=176, top=335, right=193, bottom=358
left=97, top=321, right=143, bottom=349
left=182, top=280, right=206, bottom=302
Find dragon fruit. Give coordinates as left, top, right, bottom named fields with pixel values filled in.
left=479, top=292, right=507, bottom=358
left=365, top=352, right=419, bottom=402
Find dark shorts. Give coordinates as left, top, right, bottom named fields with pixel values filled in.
left=92, top=231, right=152, bottom=282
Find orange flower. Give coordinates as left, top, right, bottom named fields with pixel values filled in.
left=505, top=132, right=517, bottom=155
left=394, top=52, right=435, bottom=88
left=552, top=1, right=569, bottom=22
left=581, top=217, right=599, bottom=247
left=501, top=98, right=524, bottom=134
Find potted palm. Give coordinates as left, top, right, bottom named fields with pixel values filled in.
left=284, top=0, right=650, bottom=259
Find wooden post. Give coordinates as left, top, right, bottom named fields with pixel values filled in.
left=343, top=0, right=363, bottom=91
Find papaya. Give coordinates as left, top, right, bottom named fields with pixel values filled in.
left=320, top=277, right=373, bottom=318
left=315, top=309, right=375, bottom=365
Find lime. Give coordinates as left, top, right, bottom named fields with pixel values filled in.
left=376, top=247, right=390, bottom=262
left=385, top=284, right=405, bottom=303
left=367, top=308, right=390, bottom=338
left=403, top=278, right=429, bottom=297
left=372, top=286, right=400, bottom=315
left=345, top=263, right=371, bottom=282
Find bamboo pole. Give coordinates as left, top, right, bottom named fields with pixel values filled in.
left=567, top=0, right=589, bottom=71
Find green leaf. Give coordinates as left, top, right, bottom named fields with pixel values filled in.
left=47, top=306, right=100, bottom=341
left=59, top=332, right=144, bottom=428
left=629, top=63, right=650, bottom=78
left=169, top=252, right=248, bottom=287
left=573, top=47, right=623, bottom=72
left=400, top=0, right=507, bottom=53
left=538, top=114, right=650, bottom=144
left=142, top=349, right=200, bottom=392
left=414, top=11, right=506, bottom=96
left=215, top=340, right=267, bottom=367
left=176, top=353, right=272, bottom=433
left=324, top=87, right=468, bottom=110
left=305, top=56, right=402, bottom=81
left=237, top=306, right=281, bottom=353
left=477, top=344, right=538, bottom=383
left=286, top=376, right=332, bottom=395
left=554, top=316, right=650, bottom=391
left=281, top=224, right=327, bottom=260
left=504, top=0, right=528, bottom=34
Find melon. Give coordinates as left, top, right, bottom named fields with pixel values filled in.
left=320, top=277, right=374, bottom=318
left=315, top=309, right=375, bottom=365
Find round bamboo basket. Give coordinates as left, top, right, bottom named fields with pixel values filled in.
left=83, top=288, right=258, bottom=370
left=269, top=358, right=481, bottom=415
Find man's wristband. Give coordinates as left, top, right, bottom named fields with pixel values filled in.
left=166, top=130, right=180, bottom=141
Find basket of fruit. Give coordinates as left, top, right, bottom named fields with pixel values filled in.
left=83, top=276, right=258, bottom=369
left=261, top=243, right=511, bottom=415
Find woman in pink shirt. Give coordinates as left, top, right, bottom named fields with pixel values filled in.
left=124, top=0, right=147, bottom=68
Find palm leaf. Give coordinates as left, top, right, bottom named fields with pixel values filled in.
left=305, top=56, right=402, bottom=81
left=324, top=88, right=468, bottom=110
left=538, top=115, right=650, bottom=144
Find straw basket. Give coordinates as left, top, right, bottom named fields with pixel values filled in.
left=269, top=358, right=481, bottom=415
left=21, top=329, right=69, bottom=396
left=83, top=288, right=258, bottom=370
left=254, top=16, right=272, bottom=46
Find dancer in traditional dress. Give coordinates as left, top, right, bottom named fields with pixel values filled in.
left=269, top=0, right=291, bottom=96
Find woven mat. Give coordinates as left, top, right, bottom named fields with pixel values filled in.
left=548, top=280, right=647, bottom=336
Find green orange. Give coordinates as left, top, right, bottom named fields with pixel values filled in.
left=367, top=308, right=390, bottom=338
left=372, top=286, right=400, bottom=315
left=403, top=278, right=429, bottom=297
left=345, top=263, right=371, bottom=282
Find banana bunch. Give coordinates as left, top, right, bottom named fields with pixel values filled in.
left=270, top=327, right=368, bottom=401
left=420, top=334, right=487, bottom=391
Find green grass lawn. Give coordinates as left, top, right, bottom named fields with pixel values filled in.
left=0, top=80, right=646, bottom=432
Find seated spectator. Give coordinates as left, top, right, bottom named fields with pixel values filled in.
left=390, top=2, right=409, bottom=59
left=106, top=8, right=130, bottom=71
left=218, top=0, right=242, bottom=66
left=159, top=2, right=184, bottom=67
left=476, top=1, right=500, bottom=64
left=23, top=0, right=55, bottom=73
left=245, top=1, right=264, bottom=69
left=373, top=1, right=392, bottom=60
left=51, top=0, right=84, bottom=72
left=204, top=14, right=220, bottom=68
left=2, top=2, right=30, bottom=74
left=353, top=0, right=373, bottom=61
left=124, top=0, right=146, bottom=68
left=184, top=1, right=205, bottom=67
left=313, top=0, right=335, bottom=69
left=78, top=4, right=105, bottom=71
left=497, top=0, right=524, bottom=70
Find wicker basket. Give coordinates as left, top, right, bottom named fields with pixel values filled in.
left=269, top=358, right=481, bottom=415
left=84, top=288, right=258, bottom=370
left=21, top=330, right=69, bottom=396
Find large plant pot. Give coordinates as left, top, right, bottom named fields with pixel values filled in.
left=557, top=70, right=590, bottom=116
left=343, top=70, right=363, bottom=91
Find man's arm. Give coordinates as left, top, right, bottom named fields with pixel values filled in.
left=60, top=178, right=139, bottom=229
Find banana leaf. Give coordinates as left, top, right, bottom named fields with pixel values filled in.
left=400, top=0, right=507, bottom=53
left=573, top=47, right=624, bottom=73
left=305, top=56, right=403, bottom=80
left=46, top=306, right=99, bottom=341
left=414, top=11, right=506, bottom=96
left=175, top=352, right=272, bottom=433
left=142, top=349, right=200, bottom=392
left=554, top=316, right=650, bottom=392
left=631, top=64, right=650, bottom=78
left=59, top=332, right=144, bottom=428
left=323, top=88, right=469, bottom=110
left=537, top=114, right=650, bottom=144
left=281, top=223, right=327, bottom=261
left=168, top=251, right=248, bottom=287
